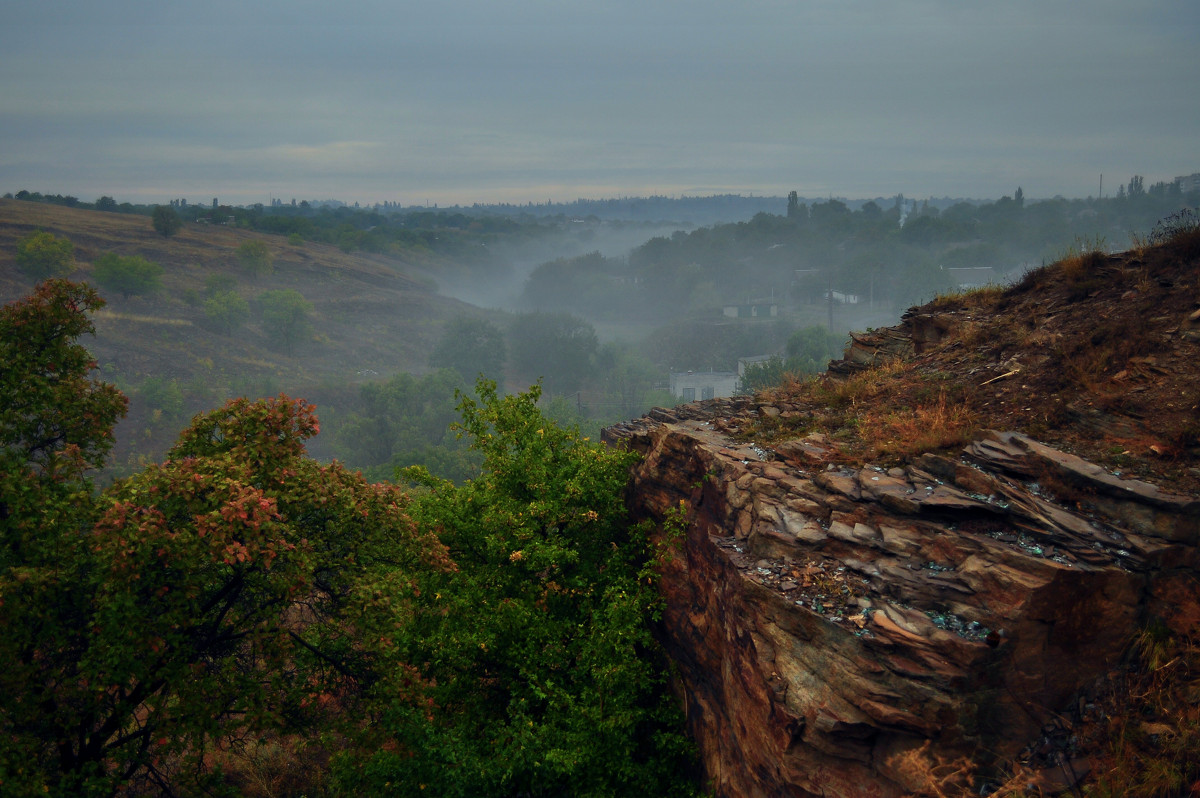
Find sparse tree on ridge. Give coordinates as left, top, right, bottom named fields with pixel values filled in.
left=152, top=205, right=183, bottom=237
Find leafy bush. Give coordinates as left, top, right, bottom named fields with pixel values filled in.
left=1, top=285, right=697, bottom=796
left=151, top=205, right=182, bottom=237
left=236, top=239, right=274, bottom=278
left=91, top=252, right=164, bottom=299
left=338, top=380, right=698, bottom=796
left=15, top=230, right=75, bottom=279
left=203, top=289, right=250, bottom=335
left=0, top=290, right=450, bottom=794
left=258, top=289, right=313, bottom=354
left=204, top=272, right=238, bottom=297
left=138, top=375, right=185, bottom=418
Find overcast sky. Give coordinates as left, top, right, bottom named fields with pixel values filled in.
left=2, top=0, right=1197, bottom=207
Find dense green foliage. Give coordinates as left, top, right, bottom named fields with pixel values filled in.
left=335, top=369, right=481, bottom=484
left=509, top=312, right=599, bottom=397
left=0, top=284, right=697, bottom=796
left=14, top=230, right=75, bottom=280
left=0, top=280, right=126, bottom=564
left=337, top=381, right=696, bottom=796
left=739, top=326, right=846, bottom=392
left=90, top=253, right=164, bottom=299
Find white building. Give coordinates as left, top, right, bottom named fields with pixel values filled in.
left=669, top=369, right=740, bottom=402
left=1176, top=173, right=1200, bottom=194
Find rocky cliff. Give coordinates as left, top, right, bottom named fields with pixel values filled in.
left=604, top=228, right=1200, bottom=797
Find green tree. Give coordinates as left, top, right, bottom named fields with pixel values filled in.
left=508, top=311, right=598, bottom=396
left=0, top=280, right=127, bottom=565
left=259, top=288, right=313, bottom=354
left=738, top=326, right=843, bottom=393
left=91, top=253, right=164, bottom=299
left=0, top=281, right=129, bottom=792
left=786, top=325, right=843, bottom=372
left=138, top=375, right=185, bottom=418
left=14, top=230, right=75, bottom=280
left=339, top=381, right=697, bottom=797
left=151, top=205, right=182, bottom=237
left=203, top=290, right=250, bottom=335
left=0, top=283, right=452, bottom=793
left=335, top=369, right=480, bottom=483
left=429, top=315, right=507, bottom=383
left=236, top=239, right=274, bottom=278
left=2, top=385, right=451, bottom=794
left=787, top=190, right=800, bottom=219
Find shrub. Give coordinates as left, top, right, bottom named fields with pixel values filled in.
left=152, top=205, right=183, bottom=237
left=91, top=253, right=164, bottom=299
left=15, top=230, right=75, bottom=279
left=204, top=290, right=250, bottom=335
left=237, top=240, right=274, bottom=278
left=258, top=289, right=313, bottom=354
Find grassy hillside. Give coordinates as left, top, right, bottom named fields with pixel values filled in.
left=0, top=199, right=492, bottom=471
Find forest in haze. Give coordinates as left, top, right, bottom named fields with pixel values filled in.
left=3, top=177, right=1195, bottom=487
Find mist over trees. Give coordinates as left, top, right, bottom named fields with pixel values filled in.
left=429, top=316, right=507, bottom=384
left=3, top=179, right=1197, bottom=483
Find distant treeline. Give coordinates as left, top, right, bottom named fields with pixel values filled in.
left=518, top=178, right=1200, bottom=323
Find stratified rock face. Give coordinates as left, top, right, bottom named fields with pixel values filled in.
left=604, top=403, right=1200, bottom=798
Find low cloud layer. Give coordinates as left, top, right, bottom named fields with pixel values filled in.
left=3, top=0, right=1197, bottom=205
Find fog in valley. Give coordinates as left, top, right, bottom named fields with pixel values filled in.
left=2, top=0, right=1197, bottom=482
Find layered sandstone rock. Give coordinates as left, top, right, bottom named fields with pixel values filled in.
left=604, top=402, right=1200, bottom=798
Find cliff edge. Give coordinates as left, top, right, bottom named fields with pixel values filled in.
left=604, top=221, right=1200, bottom=797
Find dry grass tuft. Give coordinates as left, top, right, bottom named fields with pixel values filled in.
left=1081, top=628, right=1200, bottom=798
left=886, top=740, right=980, bottom=797
left=857, top=390, right=978, bottom=462
left=759, top=362, right=979, bottom=466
